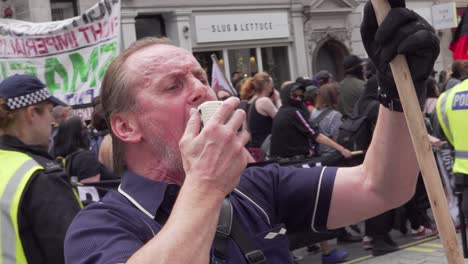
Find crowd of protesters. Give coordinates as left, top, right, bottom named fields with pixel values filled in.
left=0, top=3, right=466, bottom=263
left=212, top=55, right=468, bottom=261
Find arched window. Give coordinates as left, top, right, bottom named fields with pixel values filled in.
left=314, top=39, right=349, bottom=81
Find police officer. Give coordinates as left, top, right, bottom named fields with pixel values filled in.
left=0, top=74, right=82, bottom=264
left=436, top=78, right=468, bottom=256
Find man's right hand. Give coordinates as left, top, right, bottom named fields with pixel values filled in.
left=340, top=148, right=353, bottom=159
left=179, top=97, right=251, bottom=198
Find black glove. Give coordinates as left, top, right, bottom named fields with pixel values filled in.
left=361, top=0, right=440, bottom=112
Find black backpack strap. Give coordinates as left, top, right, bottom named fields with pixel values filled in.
left=214, top=198, right=266, bottom=264
left=214, top=198, right=232, bottom=263
left=64, top=149, right=84, bottom=178
left=217, top=198, right=233, bottom=236
left=231, top=216, right=267, bottom=264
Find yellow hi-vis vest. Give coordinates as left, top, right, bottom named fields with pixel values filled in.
left=0, top=149, right=43, bottom=264
left=436, top=80, right=468, bottom=175
left=0, top=149, right=82, bottom=264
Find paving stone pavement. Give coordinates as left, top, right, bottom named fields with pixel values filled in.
left=350, top=235, right=468, bottom=264
left=294, top=231, right=468, bottom=263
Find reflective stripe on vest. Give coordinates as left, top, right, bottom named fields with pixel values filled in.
left=456, top=151, right=468, bottom=159
left=0, top=150, right=43, bottom=264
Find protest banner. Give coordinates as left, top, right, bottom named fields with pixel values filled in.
left=0, top=0, right=121, bottom=108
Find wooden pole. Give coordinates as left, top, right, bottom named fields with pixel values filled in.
left=370, top=0, right=463, bottom=262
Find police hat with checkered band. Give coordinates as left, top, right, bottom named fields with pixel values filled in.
left=0, top=74, right=67, bottom=110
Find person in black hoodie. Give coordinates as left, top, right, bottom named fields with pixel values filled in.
left=270, top=82, right=352, bottom=160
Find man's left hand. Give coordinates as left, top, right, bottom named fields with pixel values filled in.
left=361, top=0, right=440, bottom=111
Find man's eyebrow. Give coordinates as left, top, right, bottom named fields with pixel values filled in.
left=158, top=70, right=183, bottom=82
left=193, top=68, right=207, bottom=78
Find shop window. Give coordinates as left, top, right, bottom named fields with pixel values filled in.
left=135, top=15, right=166, bottom=39
left=50, top=0, right=78, bottom=21
left=193, top=50, right=223, bottom=85
left=228, top=48, right=257, bottom=79
left=51, top=8, right=64, bottom=20
left=261, top=46, right=290, bottom=88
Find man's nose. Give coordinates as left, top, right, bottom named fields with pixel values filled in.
left=188, top=77, right=209, bottom=105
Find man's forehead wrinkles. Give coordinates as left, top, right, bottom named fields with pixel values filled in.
left=130, top=46, right=202, bottom=90
left=142, top=49, right=190, bottom=64
left=141, top=67, right=153, bottom=90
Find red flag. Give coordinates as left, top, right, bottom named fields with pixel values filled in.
left=450, top=7, right=468, bottom=60
left=211, top=55, right=237, bottom=96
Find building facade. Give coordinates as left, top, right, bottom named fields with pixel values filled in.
left=7, top=0, right=464, bottom=84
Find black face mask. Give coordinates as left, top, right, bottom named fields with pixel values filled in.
left=287, top=95, right=305, bottom=109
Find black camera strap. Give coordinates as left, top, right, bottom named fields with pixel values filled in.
left=214, top=197, right=266, bottom=264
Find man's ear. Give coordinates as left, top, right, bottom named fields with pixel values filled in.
left=110, top=113, right=142, bottom=143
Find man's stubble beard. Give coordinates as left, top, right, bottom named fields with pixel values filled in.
left=146, top=121, right=185, bottom=177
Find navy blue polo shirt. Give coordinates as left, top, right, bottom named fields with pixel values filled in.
left=64, top=164, right=337, bottom=264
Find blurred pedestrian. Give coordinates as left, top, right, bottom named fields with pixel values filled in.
left=216, top=89, right=232, bottom=101
left=337, top=55, right=366, bottom=117
left=310, top=82, right=345, bottom=166
left=442, top=60, right=468, bottom=92
left=54, top=116, right=114, bottom=183
left=315, top=70, right=333, bottom=87
left=49, top=105, right=72, bottom=155
left=89, top=101, right=109, bottom=159
left=242, top=72, right=280, bottom=148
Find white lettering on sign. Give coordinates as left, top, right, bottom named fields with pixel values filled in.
left=453, top=91, right=468, bottom=110
left=210, top=22, right=274, bottom=33
left=195, top=12, right=290, bottom=43
left=72, top=106, right=93, bottom=121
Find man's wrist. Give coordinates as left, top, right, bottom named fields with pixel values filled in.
left=182, top=178, right=227, bottom=205
left=378, top=80, right=427, bottom=112
left=379, top=97, right=404, bottom=112
left=377, top=80, right=402, bottom=112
